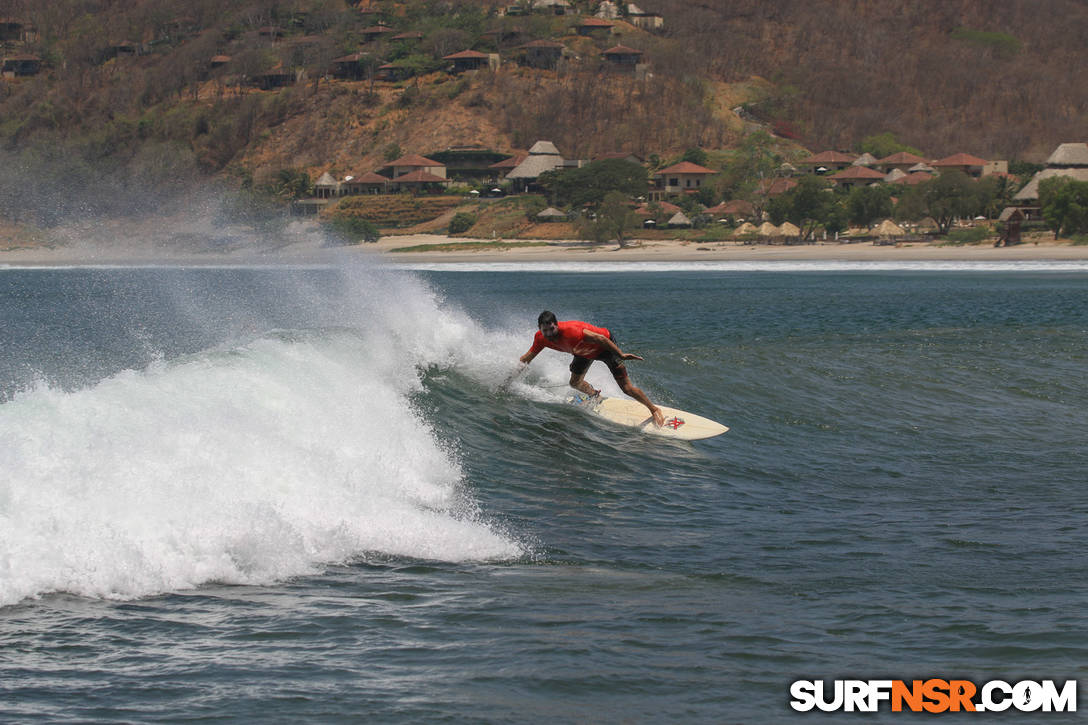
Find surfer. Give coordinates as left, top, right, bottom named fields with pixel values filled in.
left=519, top=310, right=665, bottom=427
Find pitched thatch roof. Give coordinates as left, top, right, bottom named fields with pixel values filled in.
left=667, top=211, right=692, bottom=227
left=1046, top=142, right=1088, bottom=167
left=536, top=206, right=567, bottom=219
left=314, top=171, right=339, bottom=187
left=852, top=153, right=878, bottom=167
left=883, top=168, right=908, bottom=183
left=758, top=222, right=780, bottom=237
left=1013, top=168, right=1088, bottom=201
left=778, top=221, right=801, bottom=237
left=528, top=140, right=561, bottom=156
left=908, top=162, right=935, bottom=173
left=506, top=153, right=564, bottom=179
left=875, top=219, right=905, bottom=236
left=734, top=222, right=758, bottom=236
left=891, top=171, right=934, bottom=186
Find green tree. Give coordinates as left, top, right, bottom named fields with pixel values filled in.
left=900, top=171, right=989, bottom=235
left=1039, top=177, right=1088, bottom=238
left=766, top=175, right=833, bottom=241
left=681, top=147, right=709, bottom=166
left=538, top=159, right=647, bottom=209
left=847, top=184, right=893, bottom=228
left=577, top=191, right=637, bottom=247
left=448, top=212, right=476, bottom=234
left=858, top=132, right=923, bottom=159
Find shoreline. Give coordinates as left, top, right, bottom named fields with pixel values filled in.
left=2, top=232, right=1087, bottom=267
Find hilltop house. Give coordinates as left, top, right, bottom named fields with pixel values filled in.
left=626, top=4, right=664, bottom=31
left=651, top=161, right=715, bottom=199
left=799, top=151, right=856, bottom=174
left=343, top=172, right=389, bottom=194
left=331, top=52, right=370, bottom=80
left=829, top=165, right=885, bottom=189
left=1, top=52, right=40, bottom=77
left=877, top=151, right=928, bottom=172
left=932, top=153, right=989, bottom=178
left=577, top=18, right=614, bottom=36
left=601, top=45, right=643, bottom=70
left=443, top=49, right=498, bottom=73
left=383, top=154, right=447, bottom=179
left=361, top=25, right=394, bottom=42
left=519, top=39, right=565, bottom=69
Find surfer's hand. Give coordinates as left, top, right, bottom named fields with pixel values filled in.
left=620, top=353, right=643, bottom=361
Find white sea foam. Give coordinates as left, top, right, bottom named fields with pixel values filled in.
left=0, top=267, right=530, bottom=606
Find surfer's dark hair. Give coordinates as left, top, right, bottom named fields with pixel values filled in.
left=538, top=310, right=557, bottom=327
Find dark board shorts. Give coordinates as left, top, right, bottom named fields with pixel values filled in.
left=569, top=333, right=628, bottom=381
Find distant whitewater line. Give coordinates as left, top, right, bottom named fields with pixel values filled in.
left=391, top=260, right=1088, bottom=273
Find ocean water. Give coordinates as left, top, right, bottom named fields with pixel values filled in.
left=1, top=260, right=1086, bottom=722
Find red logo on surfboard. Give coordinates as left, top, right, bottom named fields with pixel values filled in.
left=664, top=416, right=685, bottom=430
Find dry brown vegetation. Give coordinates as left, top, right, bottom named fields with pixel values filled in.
left=644, top=0, right=1088, bottom=160
left=0, top=0, right=1084, bottom=225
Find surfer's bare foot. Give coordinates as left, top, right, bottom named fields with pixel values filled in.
left=651, top=407, right=665, bottom=427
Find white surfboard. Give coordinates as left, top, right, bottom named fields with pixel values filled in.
left=567, top=392, right=728, bottom=441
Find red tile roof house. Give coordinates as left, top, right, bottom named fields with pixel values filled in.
left=577, top=17, right=614, bottom=36
left=932, top=153, right=989, bottom=178
left=519, top=39, right=565, bottom=69
left=443, top=49, right=493, bottom=73
left=705, top=200, right=756, bottom=219
left=877, top=151, right=928, bottom=173
left=799, top=151, right=857, bottom=173
left=331, top=52, right=371, bottom=80
left=601, top=45, right=643, bottom=70
left=651, top=161, right=715, bottom=199
left=757, top=177, right=799, bottom=197
left=390, top=168, right=450, bottom=193
left=342, top=172, right=389, bottom=195
left=383, top=154, right=447, bottom=179
left=361, top=25, right=395, bottom=42
left=829, top=165, right=885, bottom=189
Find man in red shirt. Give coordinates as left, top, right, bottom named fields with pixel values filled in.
left=519, top=310, right=665, bottom=427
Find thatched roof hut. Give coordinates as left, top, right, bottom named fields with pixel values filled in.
left=875, top=219, right=905, bottom=236
left=667, top=211, right=692, bottom=228
left=778, top=221, right=801, bottom=237
left=536, top=206, right=567, bottom=221
left=758, top=222, right=779, bottom=237
left=734, top=222, right=758, bottom=236
left=1046, top=142, right=1088, bottom=167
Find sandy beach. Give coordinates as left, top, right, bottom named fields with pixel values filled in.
left=2, top=229, right=1087, bottom=266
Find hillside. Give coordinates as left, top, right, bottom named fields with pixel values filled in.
left=1, top=0, right=1085, bottom=227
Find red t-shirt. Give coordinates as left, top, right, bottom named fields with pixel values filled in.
left=530, top=320, right=611, bottom=359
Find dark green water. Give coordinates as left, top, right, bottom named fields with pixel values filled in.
left=0, top=266, right=1085, bottom=722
